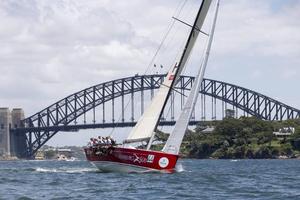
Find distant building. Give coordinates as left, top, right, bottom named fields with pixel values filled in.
left=38, top=148, right=74, bottom=160
left=225, top=109, right=235, bottom=118
left=57, top=149, right=73, bottom=158
left=35, top=150, right=45, bottom=160
left=201, top=126, right=215, bottom=134
left=273, top=127, right=295, bottom=137
left=0, top=108, right=25, bottom=158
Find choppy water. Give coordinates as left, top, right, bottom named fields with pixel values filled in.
left=0, top=159, right=300, bottom=200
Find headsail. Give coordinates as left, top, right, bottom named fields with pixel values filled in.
left=124, top=65, right=178, bottom=144
left=124, top=0, right=212, bottom=146
left=163, top=0, right=220, bottom=155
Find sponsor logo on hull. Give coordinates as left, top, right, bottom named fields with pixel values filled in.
left=158, top=157, right=169, bottom=168
left=84, top=147, right=179, bottom=172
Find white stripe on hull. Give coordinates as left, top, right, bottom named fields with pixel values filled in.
left=91, top=161, right=162, bottom=173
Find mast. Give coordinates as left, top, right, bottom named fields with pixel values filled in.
left=124, top=0, right=212, bottom=146
left=146, top=0, right=212, bottom=149
left=163, top=0, right=220, bottom=154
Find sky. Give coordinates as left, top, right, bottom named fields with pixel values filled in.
left=0, top=0, right=299, bottom=146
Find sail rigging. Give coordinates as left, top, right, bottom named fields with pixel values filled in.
left=85, top=0, right=221, bottom=174
left=163, top=0, right=220, bottom=154
left=146, top=0, right=213, bottom=149
left=124, top=0, right=212, bottom=146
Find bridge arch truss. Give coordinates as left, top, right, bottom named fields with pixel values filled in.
left=13, top=74, right=300, bottom=158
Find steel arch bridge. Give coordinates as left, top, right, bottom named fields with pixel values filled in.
left=12, top=74, right=300, bottom=158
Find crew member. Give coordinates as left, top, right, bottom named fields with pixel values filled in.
left=98, top=136, right=104, bottom=145
left=92, top=137, right=98, bottom=146
left=107, top=136, right=112, bottom=145
left=111, top=137, right=116, bottom=146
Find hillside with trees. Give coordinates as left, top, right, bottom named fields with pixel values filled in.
left=155, top=117, right=300, bottom=159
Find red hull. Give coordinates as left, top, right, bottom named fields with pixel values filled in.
left=84, top=146, right=179, bottom=173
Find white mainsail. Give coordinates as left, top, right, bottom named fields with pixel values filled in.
left=124, top=0, right=212, bottom=145
left=163, top=0, right=220, bottom=155
left=124, top=66, right=178, bottom=143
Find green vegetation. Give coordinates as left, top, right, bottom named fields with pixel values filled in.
left=157, top=117, right=300, bottom=159
left=40, top=145, right=85, bottom=160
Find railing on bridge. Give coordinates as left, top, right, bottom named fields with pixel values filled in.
left=11, top=74, right=300, bottom=158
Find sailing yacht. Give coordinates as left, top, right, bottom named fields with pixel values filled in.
left=84, top=0, right=219, bottom=173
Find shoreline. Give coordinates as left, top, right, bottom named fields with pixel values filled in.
left=1, top=156, right=300, bottom=161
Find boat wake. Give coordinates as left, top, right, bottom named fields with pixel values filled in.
left=35, top=167, right=96, bottom=173
left=175, top=163, right=186, bottom=173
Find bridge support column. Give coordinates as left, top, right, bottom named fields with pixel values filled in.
left=0, top=108, right=11, bottom=158
left=10, top=108, right=26, bottom=158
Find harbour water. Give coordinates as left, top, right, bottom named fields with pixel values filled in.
left=1, top=159, right=299, bottom=200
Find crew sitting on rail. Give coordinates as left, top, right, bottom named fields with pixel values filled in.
left=106, top=136, right=116, bottom=146
left=106, top=137, right=111, bottom=145
left=90, top=137, right=98, bottom=146
left=98, top=136, right=104, bottom=145
left=90, top=136, right=116, bottom=148
left=111, top=137, right=116, bottom=146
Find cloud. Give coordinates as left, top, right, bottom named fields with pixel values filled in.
left=0, top=0, right=161, bottom=111
left=0, top=0, right=299, bottom=146
left=205, top=0, right=300, bottom=110
left=214, top=0, right=300, bottom=58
